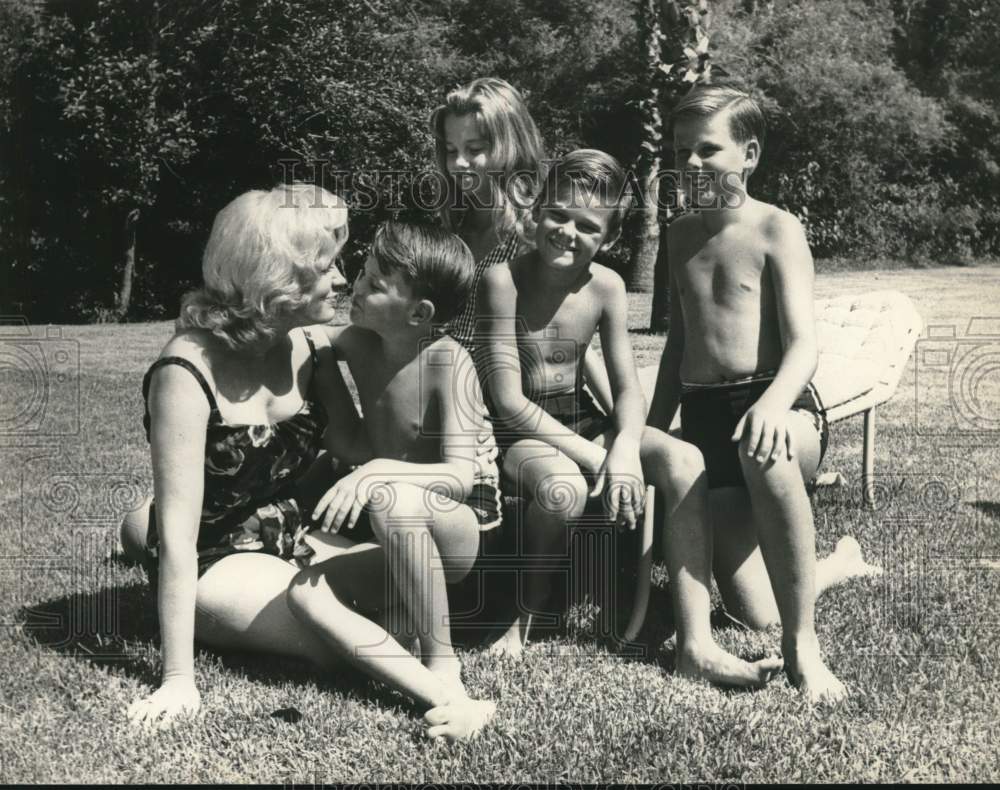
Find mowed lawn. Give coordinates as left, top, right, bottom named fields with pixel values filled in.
left=1, top=266, right=999, bottom=783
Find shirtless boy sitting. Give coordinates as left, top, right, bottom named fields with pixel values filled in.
left=647, top=85, right=879, bottom=703
left=287, top=222, right=501, bottom=741
left=478, top=148, right=782, bottom=687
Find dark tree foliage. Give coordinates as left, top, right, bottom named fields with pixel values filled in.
left=1, top=0, right=998, bottom=322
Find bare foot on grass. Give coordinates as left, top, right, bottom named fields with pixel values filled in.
left=677, top=642, right=784, bottom=689
left=423, top=697, right=497, bottom=742
left=487, top=616, right=529, bottom=659
left=785, top=637, right=847, bottom=704
left=832, top=535, right=883, bottom=580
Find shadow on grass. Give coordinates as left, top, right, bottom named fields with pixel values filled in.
left=18, top=580, right=162, bottom=686
left=971, top=501, right=1000, bottom=521
left=17, top=579, right=391, bottom=708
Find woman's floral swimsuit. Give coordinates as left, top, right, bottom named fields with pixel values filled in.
left=141, top=332, right=326, bottom=577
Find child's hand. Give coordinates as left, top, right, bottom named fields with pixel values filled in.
left=732, top=398, right=795, bottom=463
left=591, top=438, right=645, bottom=530
left=474, top=407, right=500, bottom=478
left=312, top=463, right=381, bottom=533
left=126, top=675, right=201, bottom=730
left=579, top=442, right=608, bottom=486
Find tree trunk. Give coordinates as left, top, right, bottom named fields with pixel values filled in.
left=627, top=0, right=665, bottom=293
left=115, top=208, right=140, bottom=321
left=628, top=142, right=661, bottom=294
left=649, top=220, right=671, bottom=332
left=648, top=0, right=717, bottom=331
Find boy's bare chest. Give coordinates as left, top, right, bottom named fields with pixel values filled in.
left=350, top=357, right=434, bottom=454
left=679, top=238, right=768, bottom=308
left=516, top=289, right=599, bottom=365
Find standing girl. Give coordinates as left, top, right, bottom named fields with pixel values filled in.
left=431, top=77, right=545, bottom=353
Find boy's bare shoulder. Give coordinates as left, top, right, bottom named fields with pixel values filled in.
left=422, top=334, right=471, bottom=385
left=587, top=261, right=627, bottom=297
left=479, top=258, right=516, bottom=289
left=754, top=201, right=807, bottom=243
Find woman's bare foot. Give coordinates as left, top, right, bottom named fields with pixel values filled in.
left=832, top=535, right=883, bottom=580
left=676, top=640, right=784, bottom=689
left=423, top=697, right=497, bottom=741
left=784, top=636, right=847, bottom=704
left=487, top=616, right=529, bottom=658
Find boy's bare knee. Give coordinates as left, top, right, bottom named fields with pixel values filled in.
left=366, top=482, right=428, bottom=536
left=737, top=438, right=770, bottom=478
left=648, top=437, right=704, bottom=488
left=673, top=440, right=705, bottom=481
left=534, top=471, right=588, bottom=519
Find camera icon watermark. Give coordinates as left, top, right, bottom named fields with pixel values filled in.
left=0, top=318, right=80, bottom=439
left=915, top=319, right=1000, bottom=438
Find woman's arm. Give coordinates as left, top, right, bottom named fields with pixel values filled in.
left=127, top=362, right=209, bottom=728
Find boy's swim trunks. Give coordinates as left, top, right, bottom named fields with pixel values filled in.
left=343, top=481, right=504, bottom=542
left=680, top=372, right=828, bottom=489
left=492, top=386, right=613, bottom=453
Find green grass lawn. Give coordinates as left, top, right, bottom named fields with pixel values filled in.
left=2, top=266, right=999, bottom=782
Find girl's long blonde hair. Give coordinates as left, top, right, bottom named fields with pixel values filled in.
left=430, top=77, right=546, bottom=242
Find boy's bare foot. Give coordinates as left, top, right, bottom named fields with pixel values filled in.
left=487, top=615, right=529, bottom=658
left=833, top=535, right=883, bottom=579
left=784, top=637, right=847, bottom=704
left=676, top=641, right=784, bottom=689
left=423, top=697, right=497, bottom=742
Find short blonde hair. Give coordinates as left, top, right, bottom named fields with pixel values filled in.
left=671, top=85, right=766, bottom=149
left=536, top=149, right=632, bottom=239
left=178, top=183, right=348, bottom=350
left=430, top=77, right=546, bottom=241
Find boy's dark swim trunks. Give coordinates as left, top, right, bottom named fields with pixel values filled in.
left=680, top=374, right=828, bottom=489
left=492, top=386, right=613, bottom=454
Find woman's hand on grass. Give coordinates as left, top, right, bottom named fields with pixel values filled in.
left=126, top=675, right=200, bottom=730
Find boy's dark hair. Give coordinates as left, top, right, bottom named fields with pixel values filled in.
left=536, top=148, right=632, bottom=239
left=371, top=221, right=474, bottom=324
left=671, top=84, right=766, bottom=150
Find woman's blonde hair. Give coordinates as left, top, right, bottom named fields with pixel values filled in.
left=178, top=183, right=348, bottom=351
left=429, top=77, right=546, bottom=241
